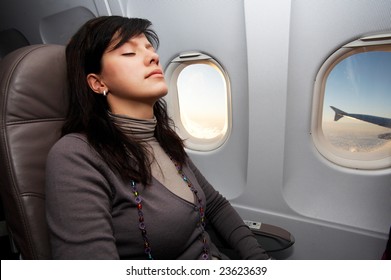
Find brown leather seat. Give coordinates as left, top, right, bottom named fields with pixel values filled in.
left=0, top=44, right=68, bottom=259
left=0, top=28, right=30, bottom=257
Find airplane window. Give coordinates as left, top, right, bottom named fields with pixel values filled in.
left=312, top=36, right=391, bottom=169
left=177, top=64, right=228, bottom=139
left=165, top=53, right=231, bottom=151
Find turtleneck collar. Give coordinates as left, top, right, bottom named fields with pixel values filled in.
left=108, top=111, right=157, bottom=142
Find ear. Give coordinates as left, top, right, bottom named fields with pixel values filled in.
left=86, top=73, right=107, bottom=95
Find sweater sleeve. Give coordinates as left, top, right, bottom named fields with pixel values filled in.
left=187, top=159, right=269, bottom=260
left=45, top=134, right=119, bottom=259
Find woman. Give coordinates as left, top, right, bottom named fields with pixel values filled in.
left=45, top=15, right=269, bottom=260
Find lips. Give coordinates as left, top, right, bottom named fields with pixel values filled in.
left=146, top=69, right=163, bottom=78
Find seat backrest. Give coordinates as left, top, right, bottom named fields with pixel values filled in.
left=0, top=44, right=68, bottom=259
left=0, top=29, right=30, bottom=243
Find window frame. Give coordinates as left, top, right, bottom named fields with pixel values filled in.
left=164, top=52, right=232, bottom=151
left=311, top=34, right=391, bottom=170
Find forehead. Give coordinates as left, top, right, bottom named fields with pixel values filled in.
left=106, top=33, right=150, bottom=52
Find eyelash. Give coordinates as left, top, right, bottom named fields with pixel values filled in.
left=121, top=46, right=155, bottom=56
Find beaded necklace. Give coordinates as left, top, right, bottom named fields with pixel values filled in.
left=130, top=159, right=209, bottom=260
left=108, top=112, right=209, bottom=259
left=130, top=180, right=153, bottom=259
left=171, top=158, right=209, bottom=260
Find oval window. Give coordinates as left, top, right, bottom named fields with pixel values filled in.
left=312, top=35, right=391, bottom=169
left=165, top=52, right=231, bottom=151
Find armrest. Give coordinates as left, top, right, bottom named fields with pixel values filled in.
left=244, top=220, right=295, bottom=253
left=206, top=220, right=295, bottom=259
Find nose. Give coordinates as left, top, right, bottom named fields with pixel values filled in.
left=147, top=50, right=160, bottom=66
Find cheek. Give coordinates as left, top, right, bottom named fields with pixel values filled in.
left=101, top=56, right=132, bottom=79
left=102, top=60, right=124, bottom=77
left=102, top=63, right=139, bottom=88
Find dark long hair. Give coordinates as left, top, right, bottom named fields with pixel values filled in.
left=63, top=16, right=186, bottom=184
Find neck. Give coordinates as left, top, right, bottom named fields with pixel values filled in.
left=107, top=96, right=155, bottom=119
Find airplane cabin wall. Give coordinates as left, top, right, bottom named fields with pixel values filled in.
left=240, top=0, right=391, bottom=259
left=284, top=0, right=391, bottom=250
left=0, top=0, right=390, bottom=259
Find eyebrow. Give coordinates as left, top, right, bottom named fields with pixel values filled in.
left=106, top=35, right=155, bottom=54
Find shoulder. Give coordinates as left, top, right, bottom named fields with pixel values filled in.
left=49, top=133, right=92, bottom=155
left=51, top=132, right=89, bottom=149
left=46, top=133, right=118, bottom=188
left=47, top=133, right=101, bottom=165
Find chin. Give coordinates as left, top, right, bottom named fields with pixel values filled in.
left=156, top=85, right=168, bottom=98
left=148, top=89, right=168, bottom=104
left=159, top=89, right=168, bottom=98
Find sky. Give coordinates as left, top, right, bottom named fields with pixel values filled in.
left=323, top=50, right=391, bottom=122
left=176, top=63, right=228, bottom=139
left=322, top=50, right=391, bottom=152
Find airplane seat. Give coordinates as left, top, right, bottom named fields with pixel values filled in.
left=0, top=27, right=31, bottom=259
left=0, top=44, right=68, bottom=259
left=0, top=28, right=30, bottom=60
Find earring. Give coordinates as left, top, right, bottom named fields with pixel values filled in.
left=103, top=90, right=107, bottom=96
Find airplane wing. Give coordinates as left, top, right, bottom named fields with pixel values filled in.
left=330, top=106, right=391, bottom=129
left=330, top=106, right=391, bottom=140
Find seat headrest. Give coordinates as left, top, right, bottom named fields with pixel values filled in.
left=0, top=44, right=68, bottom=123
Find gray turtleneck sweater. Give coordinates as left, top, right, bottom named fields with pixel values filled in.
left=45, top=114, right=269, bottom=260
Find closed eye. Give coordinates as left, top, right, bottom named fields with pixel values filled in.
left=122, top=52, right=135, bottom=56
left=146, top=44, right=155, bottom=52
